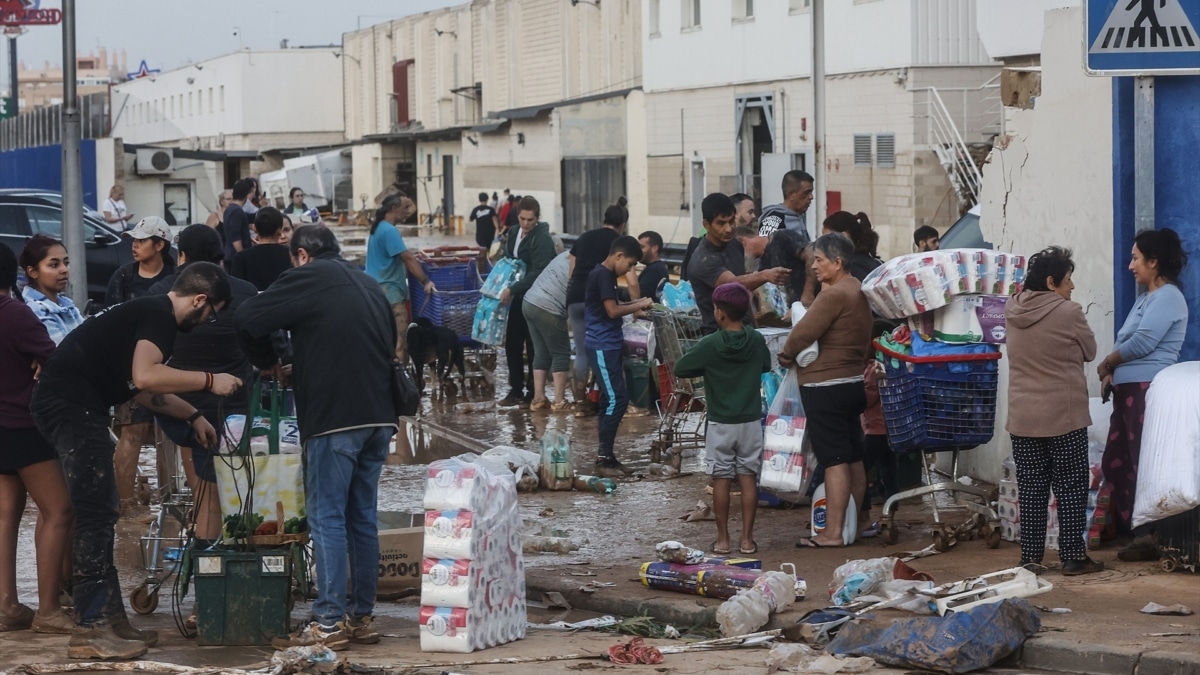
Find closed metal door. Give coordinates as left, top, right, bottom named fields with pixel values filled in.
left=561, top=157, right=626, bottom=235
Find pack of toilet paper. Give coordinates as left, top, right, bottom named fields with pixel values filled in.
left=862, top=250, right=1026, bottom=320
left=471, top=295, right=510, bottom=346
left=420, top=457, right=527, bottom=653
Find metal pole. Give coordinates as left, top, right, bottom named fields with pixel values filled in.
left=812, top=0, right=827, bottom=230
left=8, top=36, right=16, bottom=115
left=61, top=0, right=87, bottom=307
left=1133, top=76, right=1154, bottom=234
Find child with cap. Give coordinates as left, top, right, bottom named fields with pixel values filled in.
left=673, top=282, right=772, bottom=555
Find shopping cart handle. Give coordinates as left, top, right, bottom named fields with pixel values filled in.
left=874, top=339, right=1002, bottom=364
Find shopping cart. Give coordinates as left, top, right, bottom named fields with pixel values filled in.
left=873, top=339, right=1003, bottom=551
left=130, top=425, right=194, bottom=615
left=407, top=248, right=498, bottom=396
left=648, top=308, right=707, bottom=470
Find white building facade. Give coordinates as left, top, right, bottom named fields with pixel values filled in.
left=643, top=0, right=1001, bottom=256
left=106, top=49, right=345, bottom=226
left=342, top=0, right=645, bottom=234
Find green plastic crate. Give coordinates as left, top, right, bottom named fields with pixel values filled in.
left=193, top=548, right=293, bottom=646
left=624, top=358, right=654, bottom=410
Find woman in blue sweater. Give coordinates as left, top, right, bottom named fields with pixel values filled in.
left=1096, top=228, right=1189, bottom=560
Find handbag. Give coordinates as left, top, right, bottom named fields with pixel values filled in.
left=392, top=359, right=420, bottom=417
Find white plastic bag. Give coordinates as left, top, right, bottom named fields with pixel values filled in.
left=761, top=369, right=815, bottom=493
left=829, top=557, right=897, bottom=606
left=1133, top=362, right=1200, bottom=527
left=789, top=302, right=820, bottom=367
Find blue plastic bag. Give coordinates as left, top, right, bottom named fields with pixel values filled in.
left=828, top=598, right=1041, bottom=674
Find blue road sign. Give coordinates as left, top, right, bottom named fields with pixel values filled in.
left=1086, top=0, right=1200, bottom=75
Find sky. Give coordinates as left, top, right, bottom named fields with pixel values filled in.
left=10, top=0, right=460, bottom=76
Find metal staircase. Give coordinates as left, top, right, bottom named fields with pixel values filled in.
left=915, top=74, right=1001, bottom=211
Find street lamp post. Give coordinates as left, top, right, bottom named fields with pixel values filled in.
left=61, top=0, right=86, bottom=307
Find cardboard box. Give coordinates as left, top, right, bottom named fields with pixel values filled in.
left=377, top=512, right=424, bottom=595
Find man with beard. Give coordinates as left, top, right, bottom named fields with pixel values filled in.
left=30, top=262, right=241, bottom=661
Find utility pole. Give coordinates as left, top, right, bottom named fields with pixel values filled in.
left=61, top=0, right=86, bottom=307
left=8, top=35, right=16, bottom=115
left=812, top=0, right=826, bottom=230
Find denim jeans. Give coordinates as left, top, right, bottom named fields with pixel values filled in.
left=568, top=303, right=589, bottom=384
left=305, top=425, right=391, bottom=626
left=591, top=348, right=627, bottom=461
left=30, top=389, right=125, bottom=627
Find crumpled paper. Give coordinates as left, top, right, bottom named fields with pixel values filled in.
left=1140, top=602, right=1194, bottom=616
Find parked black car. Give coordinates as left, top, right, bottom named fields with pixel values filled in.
left=0, top=192, right=134, bottom=303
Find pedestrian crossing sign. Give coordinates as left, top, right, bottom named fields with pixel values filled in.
left=1087, top=0, right=1200, bottom=74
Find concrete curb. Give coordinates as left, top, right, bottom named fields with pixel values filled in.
left=526, top=574, right=1200, bottom=675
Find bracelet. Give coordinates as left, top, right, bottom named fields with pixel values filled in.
left=186, top=410, right=204, bottom=425
left=204, top=372, right=214, bottom=391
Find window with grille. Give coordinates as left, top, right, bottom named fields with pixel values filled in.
left=875, top=133, right=895, bottom=168
left=853, top=134, right=873, bottom=166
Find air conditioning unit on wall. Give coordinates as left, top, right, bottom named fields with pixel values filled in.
left=136, top=148, right=174, bottom=175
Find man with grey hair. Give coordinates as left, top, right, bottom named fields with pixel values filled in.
left=236, top=225, right=399, bottom=651
left=758, top=170, right=815, bottom=242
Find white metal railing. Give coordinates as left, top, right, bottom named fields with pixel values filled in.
left=913, top=75, right=997, bottom=208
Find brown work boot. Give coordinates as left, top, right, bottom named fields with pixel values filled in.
left=111, top=614, right=159, bottom=646
left=67, top=624, right=148, bottom=660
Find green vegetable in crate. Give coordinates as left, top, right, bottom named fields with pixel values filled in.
left=223, top=512, right=265, bottom=539
left=283, top=516, right=308, bottom=535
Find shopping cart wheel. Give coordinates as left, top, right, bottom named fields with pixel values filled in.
left=1161, top=558, right=1177, bottom=573
left=129, top=583, right=158, bottom=615
left=881, top=523, right=899, bottom=545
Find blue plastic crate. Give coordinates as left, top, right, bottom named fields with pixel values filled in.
left=875, top=340, right=1001, bottom=453
left=408, top=261, right=483, bottom=343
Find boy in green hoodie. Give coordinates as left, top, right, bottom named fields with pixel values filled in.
left=674, top=283, right=772, bottom=555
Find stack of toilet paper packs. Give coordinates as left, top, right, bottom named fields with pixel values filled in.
left=862, top=250, right=1026, bottom=343
left=419, top=456, right=527, bottom=653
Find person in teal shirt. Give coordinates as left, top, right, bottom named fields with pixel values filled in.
left=365, top=191, right=433, bottom=363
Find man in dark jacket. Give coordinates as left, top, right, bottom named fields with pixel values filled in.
left=498, top=196, right=555, bottom=407
left=235, top=225, right=396, bottom=651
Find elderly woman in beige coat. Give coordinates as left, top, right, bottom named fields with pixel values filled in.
left=1005, top=246, right=1103, bottom=576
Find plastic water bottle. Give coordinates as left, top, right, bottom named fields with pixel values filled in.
left=716, top=571, right=796, bottom=636
left=574, top=475, right=616, bottom=494
left=811, top=483, right=858, bottom=543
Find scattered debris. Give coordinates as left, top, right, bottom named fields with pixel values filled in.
left=529, top=615, right=620, bottom=631
left=539, top=507, right=557, bottom=517
left=607, top=637, right=664, bottom=664
left=578, top=581, right=618, bottom=593
left=523, top=535, right=582, bottom=555
left=680, top=501, right=715, bottom=522
left=540, top=591, right=571, bottom=610
left=663, top=625, right=682, bottom=639
left=1145, top=631, right=1200, bottom=637
left=1140, top=602, right=1194, bottom=616
left=656, top=541, right=705, bottom=564
left=717, top=570, right=798, bottom=636
left=767, top=643, right=875, bottom=674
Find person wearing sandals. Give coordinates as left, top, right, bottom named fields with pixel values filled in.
left=1096, top=229, right=1189, bottom=562
left=781, top=234, right=873, bottom=549
left=0, top=246, right=76, bottom=635
left=522, top=251, right=574, bottom=412
left=674, top=283, right=772, bottom=556
left=1006, top=246, right=1104, bottom=576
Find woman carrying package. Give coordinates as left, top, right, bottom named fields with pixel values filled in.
left=780, top=234, right=873, bottom=548
left=1097, top=229, right=1189, bottom=561
left=1005, top=246, right=1103, bottom=576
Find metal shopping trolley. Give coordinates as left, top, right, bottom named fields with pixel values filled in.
left=408, top=248, right=497, bottom=396
left=130, top=425, right=194, bottom=615
left=873, top=339, right=1004, bottom=551
left=648, top=308, right=707, bottom=469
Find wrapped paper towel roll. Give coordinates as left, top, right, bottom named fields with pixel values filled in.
left=788, top=302, right=819, bottom=367
left=423, top=510, right=477, bottom=560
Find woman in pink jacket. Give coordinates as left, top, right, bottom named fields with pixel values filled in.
left=1005, top=246, right=1103, bottom=576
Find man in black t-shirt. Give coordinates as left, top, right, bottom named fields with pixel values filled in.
left=30, top=263, right=241, bottom=661
left=629, top=230, right=669, bottom=302
left=231, top=206, right=293, bottom=291
left=469, top=191, right=497, bottom=248
left=686, top=194, right=789, bottom=333
left=222, top=178, right=257, bottom=267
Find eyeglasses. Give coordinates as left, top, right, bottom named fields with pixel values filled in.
left=205, top=302, right=220, bottom=324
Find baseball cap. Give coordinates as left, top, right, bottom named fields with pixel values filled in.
left=711, top=282, right=751, bottom=314
left=125, top=216, right=171, bottom=240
